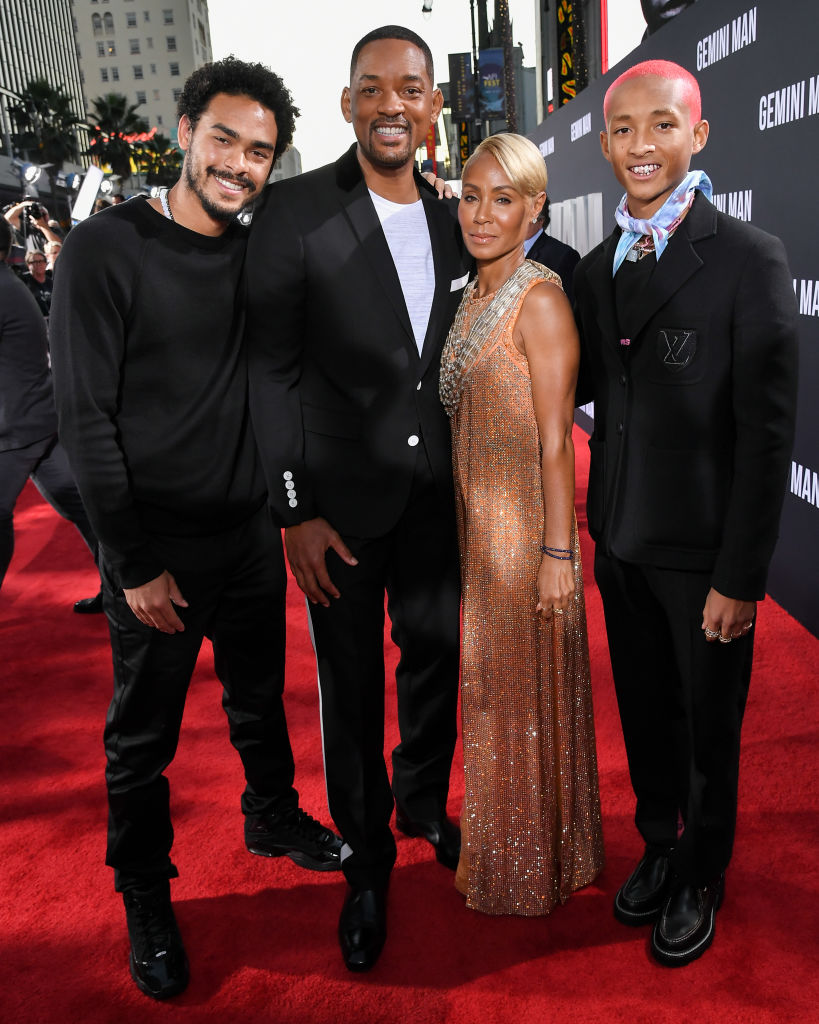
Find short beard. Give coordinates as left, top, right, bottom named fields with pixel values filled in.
left=184, top=163, right=257, bottom=222
left=362, top=123, right=414, bottom=170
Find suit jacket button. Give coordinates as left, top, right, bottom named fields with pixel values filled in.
left=616, top=422, right=624, bottom=434
left=288, top=498, right=298, bottom=508
left=283, top=471, right=293, bottom=480
left=408, top=434, right=419, bottom=447
left=416, top=381, right=422, bottom=391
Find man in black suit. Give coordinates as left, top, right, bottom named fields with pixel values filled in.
left=574, top=60, right=798, bottom=966
left=246, top=26, right=469, bottom=972
left=0, top=217, right=100, bottom=608
left=524, top=196, right=581, bottom=306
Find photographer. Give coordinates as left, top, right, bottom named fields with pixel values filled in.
left=3, top=200, right=63, bottom=254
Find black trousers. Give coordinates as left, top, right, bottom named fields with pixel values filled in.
left=595, top=550, right=754, bottom=885
left=306, top=448, right=460, bottom=890
left=0, top=434, right=98, bottom=587
left=103, top=507, right=297, bottom=891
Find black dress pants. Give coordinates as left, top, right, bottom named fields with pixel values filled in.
left=103, top=507, right=297, bottom=891
left=0, top=434, right=98, bottom=587
left=306, top=448, right=460, bottom=890
left=595, top=550, right=754, bottom=885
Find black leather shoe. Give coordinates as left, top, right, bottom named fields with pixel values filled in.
left=122, top=881, right=189, bottom=1000
left=338, top=885, right=387, bottom=972
left=614, top=845, right=674, bottom=926
left=245, top=806, right=342, bottom=871
left=395, top=808, right=461, bottom=871
left=651, top=874, right=725, bottom=967
left=73, top=592, right=103, bottom=614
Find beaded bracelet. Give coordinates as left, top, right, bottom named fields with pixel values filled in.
left=541, top=545, right=573, bottom=561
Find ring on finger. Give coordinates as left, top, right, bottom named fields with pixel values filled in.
left=704, top=627, right=720, bottom=639
left=719, top=635, right=732, bottom=643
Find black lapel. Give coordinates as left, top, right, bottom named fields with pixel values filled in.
left=334, top=145, right=417, bottom=356
left=626, top=192, right=715, bottom=340
left=590, top=228, right=621, bottom=348
left=417, top=174, right=461, bottom=375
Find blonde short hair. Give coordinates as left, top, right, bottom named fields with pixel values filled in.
left=463, top=133, right=547, bottom=197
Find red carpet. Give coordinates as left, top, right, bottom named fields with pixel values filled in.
left=1, top=426, right=817, bottom=1024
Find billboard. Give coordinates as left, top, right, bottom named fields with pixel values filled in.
left=478, top=48, right=505, bottom=119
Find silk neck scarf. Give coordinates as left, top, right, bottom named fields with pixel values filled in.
left=612, top=169, right=713, bottom=276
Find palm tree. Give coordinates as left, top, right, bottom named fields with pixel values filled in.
left=87, top=93, right=149, bottom=179
left=9, top=78, right=83, bottom=184
left=134, top=132, right=184, bottom=188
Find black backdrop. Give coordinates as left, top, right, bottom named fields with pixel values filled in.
left=530, top=0, right=819, bottom=638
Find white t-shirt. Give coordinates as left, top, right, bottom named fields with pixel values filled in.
left=369, top=190, right=434, bottom=356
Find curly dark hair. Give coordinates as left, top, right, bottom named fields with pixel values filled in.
left=0, top=216, right=11, bottom=260
left=177, top=55, right=299, bottom=162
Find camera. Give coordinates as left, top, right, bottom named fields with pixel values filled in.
left=23, top=202, right=45, bottom=222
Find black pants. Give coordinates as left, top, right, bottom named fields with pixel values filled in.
left=595, top=550, right=754, bottom=885
left=306, top=449, right=460, bottom=890
left=103, top=507, right=297, bottom=891
left=0, top=434, right=98, bottom=587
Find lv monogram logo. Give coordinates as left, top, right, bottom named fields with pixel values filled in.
left=658, top=328, right=697, bottom=372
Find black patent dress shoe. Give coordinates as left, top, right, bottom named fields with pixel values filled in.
left=338, top=885, right=387, bottom=972
left=122, top=881, right=189, bottom=1000
left=651, top=874, right=725, bottom=967
left=245, top=806, right=342, bottom=871
left=395, top=809, right=461, bottom=871
left=614, top=845, right=675, bottom=926
left=73, top=592, right=103, bottom=614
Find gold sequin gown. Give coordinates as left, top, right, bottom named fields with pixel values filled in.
left=448, top=267, right=604, bottom=916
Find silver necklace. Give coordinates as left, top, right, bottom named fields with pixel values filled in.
left=159, top=187, right=174, bottom=222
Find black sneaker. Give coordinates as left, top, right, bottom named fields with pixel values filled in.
left=122, top=881, right=189, bottom=1000
left=245, top=807, right=342, bottom=871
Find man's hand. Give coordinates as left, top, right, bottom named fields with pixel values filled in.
left=285, top=517, right=358, bottom=606
left=124, top=570, right=188, bottom=634
left=702, top=588, right=755, bottom=643
left=420, top=171, right=458, bottom=200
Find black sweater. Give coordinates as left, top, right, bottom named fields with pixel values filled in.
left=49, top=197, right=265, bottom=588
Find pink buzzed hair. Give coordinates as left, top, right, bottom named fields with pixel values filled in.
left=603, top=60, right=701, bottom=125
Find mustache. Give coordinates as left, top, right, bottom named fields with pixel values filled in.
left=206, top=167, right=256, bottom=193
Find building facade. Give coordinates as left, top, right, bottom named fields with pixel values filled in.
left=72, top=0, right=212, bottom=145
left=0, top=0, right=85, bottom=157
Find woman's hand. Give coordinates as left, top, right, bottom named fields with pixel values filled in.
left=536, top=556, right=575, bottom=619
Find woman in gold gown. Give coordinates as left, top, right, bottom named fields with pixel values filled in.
left=440, top=134, right=604, bottom=916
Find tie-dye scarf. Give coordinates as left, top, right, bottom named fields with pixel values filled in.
left=612, top=169, right=713, bottom=276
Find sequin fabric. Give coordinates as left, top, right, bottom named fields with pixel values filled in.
left=447, top=266, right=604, bottom=916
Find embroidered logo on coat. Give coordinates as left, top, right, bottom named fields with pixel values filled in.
left=658, top=328, right=697, bottom=371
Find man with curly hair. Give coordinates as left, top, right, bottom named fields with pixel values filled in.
left=50, top=57, right=341, bottom=1000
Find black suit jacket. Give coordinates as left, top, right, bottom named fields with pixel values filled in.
left=246, top=144, right=471, bottom=536
left=526, top=231, right=581, bottom=306
left=0, top=264, right=56, bottom=452
left=574, top=192, right=798, bottom=599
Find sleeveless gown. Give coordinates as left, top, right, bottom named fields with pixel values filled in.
left=443, top=262, right=604, bottom=916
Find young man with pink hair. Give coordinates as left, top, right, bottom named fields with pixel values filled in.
left=574, top=60, right=798, bottom=966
